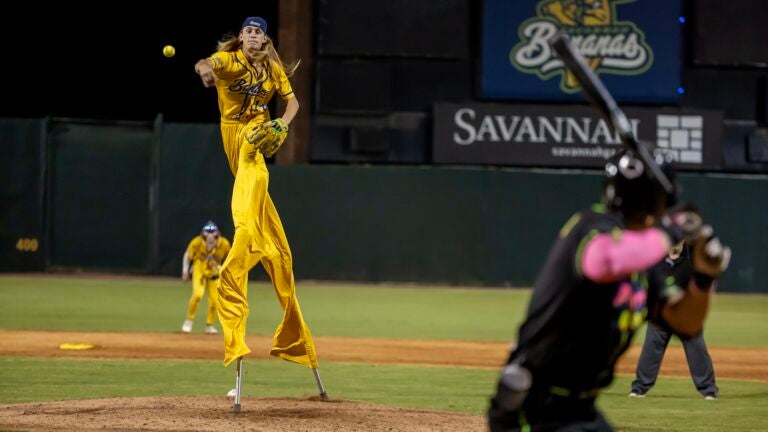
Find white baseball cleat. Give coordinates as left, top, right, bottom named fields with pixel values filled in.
left=204, top=325, right=219, bottom=334
left=181, top=319, right=193, bottom=333
left=227, top=388, right=237, bottom=399
left=628, top=392, right=646, bottom=398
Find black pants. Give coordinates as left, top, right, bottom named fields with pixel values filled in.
left=488, top=388, right=614, bottom=432
left=488, top=410, right=614, bottom=432
left=630, top=322, right=718, bottom=396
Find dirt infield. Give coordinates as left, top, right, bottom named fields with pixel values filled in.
left=1, top=329, right=766, bottom=431
left=2, top=329, right=767, bottom=382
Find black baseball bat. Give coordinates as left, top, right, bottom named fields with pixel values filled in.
left=549, top=30, right=674, bottom=194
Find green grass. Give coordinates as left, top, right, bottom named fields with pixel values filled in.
left=0, top=276, right=527, bottom=340
left=702, top=294, right=768, bottom=348
left=1, top=276, right=767, bottom=347
left=0, top=276, right=767, bottom=431
left=0, top=356, right=494, bottom=414
left=599, top=378, right=768, bottom=432
left=0, top=357, right=766, bottom=432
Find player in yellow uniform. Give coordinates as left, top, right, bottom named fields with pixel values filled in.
left=181, top=221, right=231, bottom=334
left=193, top=16, right=321, bottom=375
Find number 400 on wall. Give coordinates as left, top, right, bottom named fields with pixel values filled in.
left=16, top=238, right=39, bottom=252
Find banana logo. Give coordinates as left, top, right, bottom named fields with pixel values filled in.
left=543, top=0, right=613, bottom=26
left=511, top=0, right=653, bottom=93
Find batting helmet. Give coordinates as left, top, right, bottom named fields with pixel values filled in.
left=201, top=220, right=219, bottom=234
left=603, top=150, right=677, bottom=219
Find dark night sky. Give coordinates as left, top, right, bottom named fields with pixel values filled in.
left=0, top=5, right=278, bottom=123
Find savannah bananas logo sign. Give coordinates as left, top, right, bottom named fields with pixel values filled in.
left=511, top=0, right=653, bottom=93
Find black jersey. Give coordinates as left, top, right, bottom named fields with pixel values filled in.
left=508, top=204, right=669, bottom=394
left=664, top=244, right=692, bottom=285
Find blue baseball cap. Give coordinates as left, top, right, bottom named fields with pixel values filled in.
left=241, top=16, right=268, bottom=33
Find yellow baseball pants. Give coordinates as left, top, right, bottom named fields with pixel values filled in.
left=186, top=262, right=218, bottom=325
left=216, top=120, right=318, bottom=368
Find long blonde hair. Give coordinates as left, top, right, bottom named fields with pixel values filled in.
left=216, top=34, right=300, bottom=78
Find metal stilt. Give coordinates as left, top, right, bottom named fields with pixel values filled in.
left=312, top=368, right=328, bottom=400
left=234, top=357, right=243, bottom=413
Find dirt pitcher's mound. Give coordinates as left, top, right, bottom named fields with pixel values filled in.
left=0, top=396, right=485, bottom=432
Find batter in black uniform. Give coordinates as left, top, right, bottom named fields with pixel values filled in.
left=488, top=151, right=731, bottom=431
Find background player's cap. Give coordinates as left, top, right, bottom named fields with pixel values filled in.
left=202, top=220, right=219, bottom=233
left=241, top=16, right=268, bottom=33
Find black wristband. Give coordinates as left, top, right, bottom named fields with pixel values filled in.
left=693, top=272, right=714, bottom=290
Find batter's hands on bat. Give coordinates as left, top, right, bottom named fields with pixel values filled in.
left=691, top=225, right=732, bottom=278
left=245, top=118, right=289, bottom=157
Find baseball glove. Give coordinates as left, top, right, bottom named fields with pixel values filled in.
left=691, top=225, right=732, bottom=278
left=245, top=118, right=289, bottom=157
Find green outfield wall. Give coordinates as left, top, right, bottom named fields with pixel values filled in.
left=1, top=119, right=766, bottom=292
left=267, top=166, right=767, bottom=293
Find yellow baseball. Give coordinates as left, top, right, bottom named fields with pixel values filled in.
left=163, top=45, right=176, bottom=58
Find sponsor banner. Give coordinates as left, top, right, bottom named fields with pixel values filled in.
left=433, top=103, right=722, bottom=170
left=482, top=0, right=682, bottom=102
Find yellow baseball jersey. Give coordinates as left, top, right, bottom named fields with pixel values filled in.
left=209, top=50, right=295, bottom=123
left=186, top=236, right=231, bottom=278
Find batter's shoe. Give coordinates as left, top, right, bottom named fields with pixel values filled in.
left=704, top=393, right=718, bottom=400
left=204, top=325, right=218, bottom=334
left=628, top=392, right=646, bottom=398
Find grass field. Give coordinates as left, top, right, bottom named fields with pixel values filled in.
left=1, top=275, right=767, bottom=431
left=1, top=277, right=767, bottom=346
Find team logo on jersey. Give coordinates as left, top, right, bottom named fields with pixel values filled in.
left=228, top=79, right=268, bottom=98
left=613, top=279, right=646, bottom=332
left=510, top=0, right=653, bottom=93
